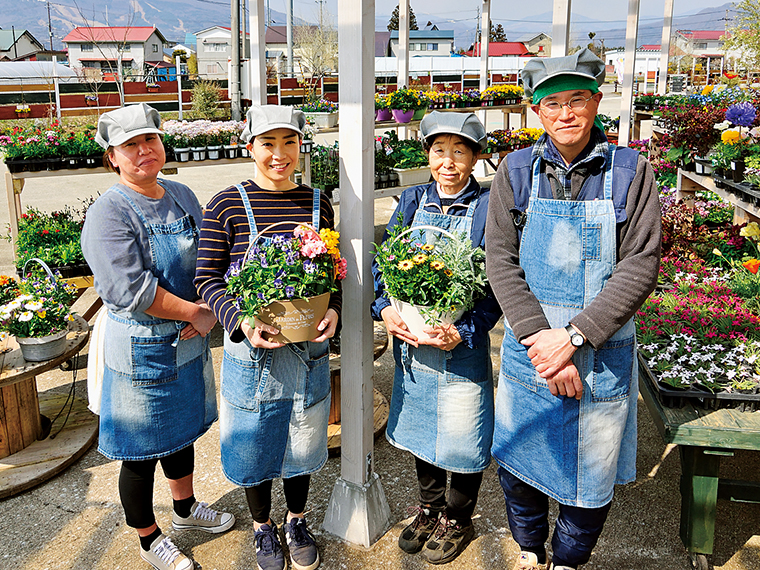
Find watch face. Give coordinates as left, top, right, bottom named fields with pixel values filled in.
left=571, top=334, right=584, bottom=347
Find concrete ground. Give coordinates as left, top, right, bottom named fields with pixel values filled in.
left=1, top=91, right=758, bottom=570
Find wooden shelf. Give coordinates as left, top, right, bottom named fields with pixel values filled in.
left=677, top=169, right=760, bottom=224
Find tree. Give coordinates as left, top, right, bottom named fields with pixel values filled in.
left=388, top=5, right=419, bottom=31
left=490, top=23, right=507, bottom=42
left=295, top=15, right=338, bottom=102
left=723, top=0, right=760, bottom=74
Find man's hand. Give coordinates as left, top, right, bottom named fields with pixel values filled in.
left=380, top=306, right=418, bottom=347
left=521, top=328, right=577, bottom=378
left=545, top=361, right=583, bottom=400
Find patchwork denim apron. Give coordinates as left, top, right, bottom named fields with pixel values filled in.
left=492, top=148, right=638, bottom=508
left=219, top=185, right=330, bottom=486
left=99, top=183, right=217, bottom=461
left=385, top=186, right=494, bottom=473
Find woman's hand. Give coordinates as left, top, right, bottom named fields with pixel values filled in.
left=310, top=308, right=339, bottom=343
left=380, top=306, right=418, bottom=347
left=179, top=300, right=217, bottom=340
left=240, top=318, right=286, bottom=349
left=417, top=323, right=462, bottom=351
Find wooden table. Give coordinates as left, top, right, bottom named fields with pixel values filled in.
left=638, top=355, right=760, bottom=570
left=632, top=109, right=654, bottom=140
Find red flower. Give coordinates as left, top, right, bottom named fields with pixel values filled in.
left=41, top=229, right=49, bottom=235
left=742, top=259, right=760, bottom=274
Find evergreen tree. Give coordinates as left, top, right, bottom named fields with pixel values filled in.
left=388, top=5, right=419, bottom=31
left=491, top=23, right=507, bottom=42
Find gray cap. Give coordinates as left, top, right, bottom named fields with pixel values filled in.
left=521, top=48, right=606, bottom=98
left=95, top=103, right=163, bottom=149
left=420, top=111, right=487, bottom=151
left=241, top=105, right=306, bottom=143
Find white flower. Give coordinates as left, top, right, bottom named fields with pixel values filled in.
left=0, top=332, right=7, bottom=341
left=24, top=301, right=43, bottom=311
left=18, top=311, right=33, bottom=322
left=17, top=295, right=33, bottom=302
left=713, top=120, right=731, bottom=131
left=5, top=300, right=21, bottom=311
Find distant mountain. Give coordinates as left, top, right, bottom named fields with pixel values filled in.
left=3, top=0, right=736, bottom=53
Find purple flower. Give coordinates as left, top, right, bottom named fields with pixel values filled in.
left=285, top=251, right=299, bottom=265
left=249, top=245, right=260, bottom=257
left=257, top=292, right=265, bottom=300
left=304, top=260, right=317, bottom=274
left=259, top=254, right=269, bottom=268
left=224, top=260, right=242, bottom=281
left=273, top=278, right=283, bottom=288
left=726, top=102, right=757, bottom=128
left=285, top=286, right=295, bottom=297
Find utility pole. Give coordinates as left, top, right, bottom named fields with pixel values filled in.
left=316, top=0, right=325, bottom=29
left=231, top=0, right=242, bottom=120
left=241, top=0, right=248, bottom=59
left=46, top=0, right=54, bottom=50
left=287, top=0, right=294, bottom=76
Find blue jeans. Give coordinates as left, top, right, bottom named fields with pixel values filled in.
left=498, top=467, right=612, bottom=568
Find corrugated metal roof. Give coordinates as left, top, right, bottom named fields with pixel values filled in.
left=678, top=30, right=728, bottom=41
left=63, top=27, right=166, bottom=44
left=0, top=29, right=42, bottom=52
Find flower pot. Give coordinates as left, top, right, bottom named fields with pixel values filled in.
left=64, top=156, right=81, bottom=170
left=4, top=158, right=26, bottom=173
left=45, top=157, right=62, bottom=171
left=83, top=156, right=99, bottom=168
left=390, top=298, right=464, bottom=339
left=207, top=145, right=222, bottom=160
left=223, top=144, right=238, bottom=159
left=240, top=147, right=250, bottom=158
left=300, top=140, right=314, bottom=154
left=412, top=108, right=426, bottom=121
left=393, top=166, right=431, bottom=186
left=16, top=327, right=69, bottom=362
left=391, top=109, right=414, bottom=123
left=376, top=108, right=392, bottom=121
left=731, top=160, right=745, bottom=183
left=255, top=292, right=331, bottom=344
left=306, top=111, right=338, bottom=129
left=173, top=147, right=190, bottom=162
left=190, top=146, right=207, bottom=161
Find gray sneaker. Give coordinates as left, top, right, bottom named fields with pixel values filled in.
left=172, top=501, right=235, bottom=534
left=140, top=534, right=193, bottom=570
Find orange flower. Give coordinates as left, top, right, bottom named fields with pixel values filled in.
left=742, top=259, right=760, bottom=274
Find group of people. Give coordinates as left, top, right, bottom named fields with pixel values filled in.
left=80, top=48, right=660, bottom=570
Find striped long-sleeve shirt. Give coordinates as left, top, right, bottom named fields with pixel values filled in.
left=194, top=180, right=342, bottom=341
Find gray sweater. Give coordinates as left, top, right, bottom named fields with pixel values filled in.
left=485, top=153, right=662, bottom=349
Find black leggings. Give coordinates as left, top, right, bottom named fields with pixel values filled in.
left=244, top=474, right=311, bottom=524
left=119, top=445, right=195, bottom=529
left=416, top=456, right=483, bottom=523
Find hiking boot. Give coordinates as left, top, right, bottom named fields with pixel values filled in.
left=419, top=514, right=475, bottom=565
left=398, top=506, right=442, bottom=554
left=281, top=515, right=320, bottom=570
left=254, top=523, right=285, bottom=570
left=172, top=501, right=235, bottom=534
left=140, top=534, right=193, bottom=570
left=513, top=551, right=547, bottom=570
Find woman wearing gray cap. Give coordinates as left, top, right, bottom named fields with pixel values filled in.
left=195, top=105, right=339, bottom=570
left=371, top=111, right=501, bottom=565
left=81, top=103, right=235, bottom=570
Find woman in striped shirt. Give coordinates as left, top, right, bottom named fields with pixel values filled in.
left=195, top=106, right=339, bottom=570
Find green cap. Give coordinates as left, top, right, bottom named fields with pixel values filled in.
left=532, top=75, right=600, bottom=105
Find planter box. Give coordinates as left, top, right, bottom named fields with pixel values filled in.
left=306, top=111, right=338, bottom=129
left=393, top=166, right=431, bottom=187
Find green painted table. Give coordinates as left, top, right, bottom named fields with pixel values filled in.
left=638, top=355, right=760, bottom=570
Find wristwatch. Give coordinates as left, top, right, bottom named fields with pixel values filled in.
left=565, top=324, right=585, bottom=348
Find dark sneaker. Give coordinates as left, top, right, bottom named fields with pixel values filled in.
left=172, top=501, right=235, bottom=534
left=254, top=523, right=285, bottom=570
left=139, top=534, right=193, bottom=570
left=420, top=514, right=475, bottom=565
left=281, top=516, right=320, bottom=570
left=398, top=506, right=442, bottom=554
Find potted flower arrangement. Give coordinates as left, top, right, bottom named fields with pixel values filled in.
left=0, top=276, right=20, bottom=305
left=164, top=132, right=191, bottom=162
left=206, top=128, right=224, bottom=160
left=222, top=129, right=239, bottom=159
left=300, top=98, right=339, bottom=128
left=387, top=88, right=418, bottom=123
left=15, top=104, right=31, bottom=118
left=375, top=93, right=391, bottom=122
left=410, top=90, right=428, bottom=121
left=0, top=264, right=77, bottom=362
left=189, top=131, right=208, bottom=161
left=372, top=222, right=487, bottom=336
left=225, top=224, right=346, bottom=343
left=383, top=131, right=430, bottom=186
left=310, top=143, right=340, bottom=193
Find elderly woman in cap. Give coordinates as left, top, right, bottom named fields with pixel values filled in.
left=486, top=49, right=660, bottom=570
left=195, top=105, right=339, bottom=570
left=81, top=103, right=235, bottom=570
left=371, top=111, right=501, bottom=565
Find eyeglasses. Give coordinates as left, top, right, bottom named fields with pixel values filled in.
left=539, top=95, right=596, bottom=117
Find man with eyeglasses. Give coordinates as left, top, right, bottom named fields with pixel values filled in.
left=485, top=49, right=662, bottom=570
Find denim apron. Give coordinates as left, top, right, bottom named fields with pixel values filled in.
left=99, top=183, right=217, bottom=461
left=386, top=186, right=494, bottom=473
left=492, top=148, right=638, bottom=508
left=219, top=184, right=330, bottom=486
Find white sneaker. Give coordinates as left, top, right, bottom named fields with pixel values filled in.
left=513, top=551, right=547, bottom=570
left=172, top=501, right=235, bottom=534
left=140, top=534, right=193, bottom=570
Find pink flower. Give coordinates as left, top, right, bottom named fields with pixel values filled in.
left=335, top=257, right=347, bottom=280
left=301, top=239, right=327, bottom=259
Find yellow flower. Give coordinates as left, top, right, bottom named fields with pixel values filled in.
left=319, top=228, right=340, bottom=257
left=397, top=260, right=414, bottom=271
left=722, top=129, right=741, bottom=144
left=740, top=222, right=760, bottom=239
left=430, top=260, right=445, bottom=270
left=444, top=269, right=453, bottom=277
left=67, top=314, right=74, bottom=321
left=36, top=310, right=46, bottom=319
left=420, top=244, right=434, bottom=252
left=701, top=85, right=713, bottom=95
left=412, top=254, right=428, bottom=265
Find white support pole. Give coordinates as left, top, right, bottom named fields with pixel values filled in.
left=176, top=55, right=183, bottom=119
left=657, top=0, right=674, bottom=95
left=479, top=0, right=490, bottom=92
left=286, top=0, right=294, bottom=76
left=323, top=0, right=391, bottom=548
left=231, top=0, right=242, bottom=120
left=398, top=0, right=409, bottom=90
left=250, top=0, right=267, bottom=105
left=52, top=55, right=61, bottom=121
left=618, top=0, right=641, bottom=147
left=551, top=0, right=572, bottom=57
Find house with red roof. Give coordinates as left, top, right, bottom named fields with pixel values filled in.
left=674, top=30, right=730, bottom=59
left=63, top=26, right=167, bottom=79
left=464, top=42, right=530, bottom=57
